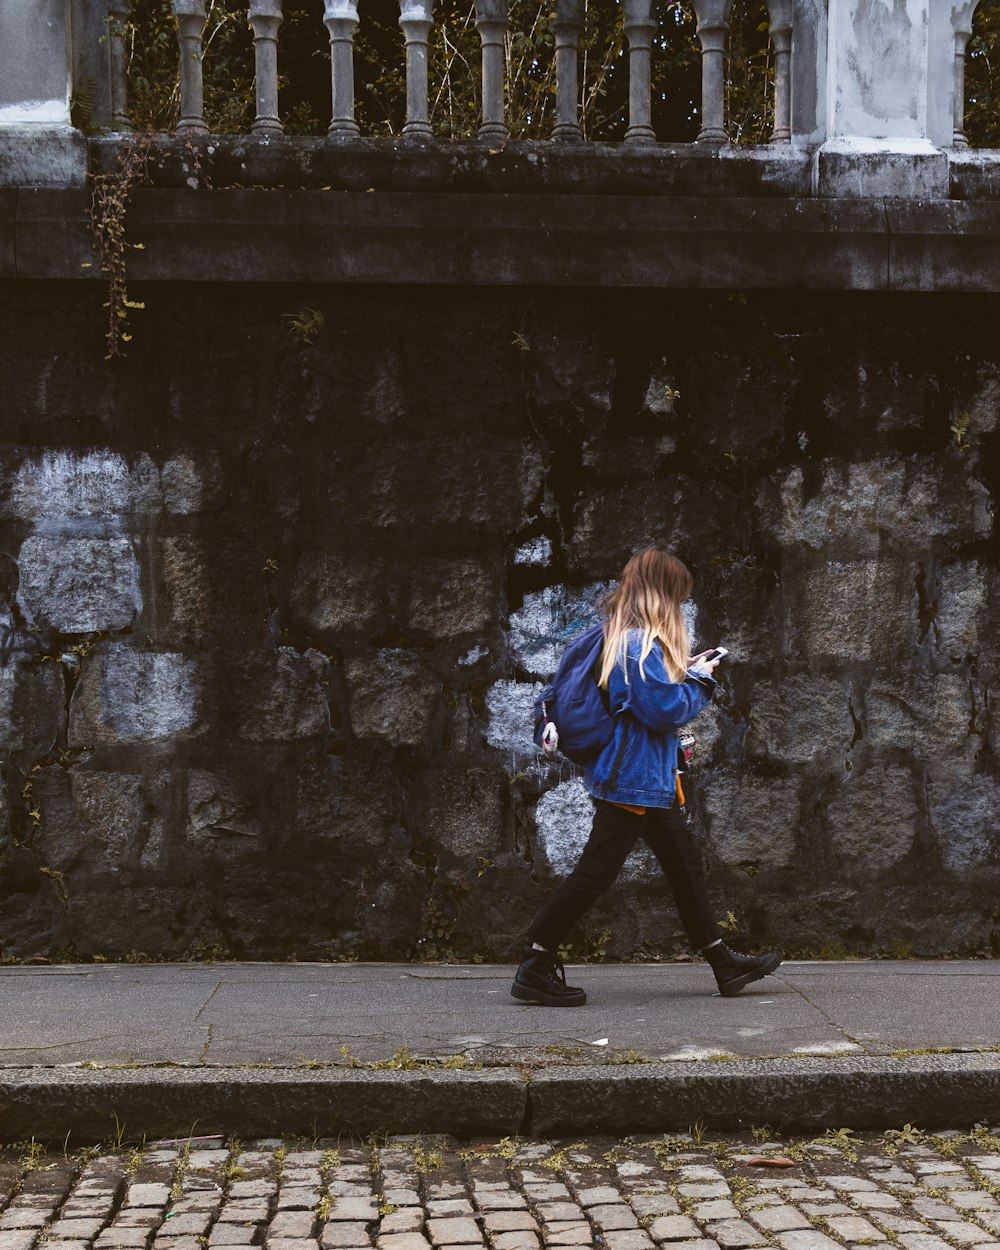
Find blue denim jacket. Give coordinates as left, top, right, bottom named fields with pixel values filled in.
left=584, top=630, right=714, bottom=808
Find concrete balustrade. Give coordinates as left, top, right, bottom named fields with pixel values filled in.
left=767, top=0, right=793, bottom=144
left=475, top=0, right=509, bottom=144
left=551, top=0, right=584, bottom=143
left=622, top=0, right=657, bottom=145
left=249, top=0, right=284, bottom=136
left=324, top=0, right=360, bottom=138
left=693, top=0, right=732, bottom=144
left=174, top=0, right=208, bottom=135
left=399, top=0, right=434, bottom=140
left=0, top=0, right=998, bottom=191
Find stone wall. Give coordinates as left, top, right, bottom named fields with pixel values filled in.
left=0, top=281, right=998, bottom=963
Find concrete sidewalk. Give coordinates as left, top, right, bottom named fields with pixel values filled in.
left=0, top=960, right=997, bottom=1139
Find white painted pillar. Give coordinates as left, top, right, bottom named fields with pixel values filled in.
left=811, top=0, right=949, bottom=196
left=0, top=0, right=86, bottom=185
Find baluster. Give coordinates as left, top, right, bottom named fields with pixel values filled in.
left=693, top=0, right=731, bottom=143
left=324, top=0, right=360, bottom=137
left=953, top=7, right=977, bottom=149
left=552, top=0, right=584, bottom=141
left=766, top=0, right=792, bottom=143
left=622, top=0, right=656, bottom=144
left=399, top=0, right=434, bottom=139
left=249, top=0, right=283, bottom=135
left=475, top=0, right=508, bottom=143
left=174, top=0, right=208, bottom=134
left=108, top=0, right=132, bottom=130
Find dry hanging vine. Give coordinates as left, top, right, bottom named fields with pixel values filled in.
left=88, top=134, right=153, bottom=358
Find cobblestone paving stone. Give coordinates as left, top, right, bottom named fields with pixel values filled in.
left=1, top=1129, right=1000, bottom=1250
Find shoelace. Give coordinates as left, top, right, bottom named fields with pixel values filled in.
left=545, top=956, right=568, bottom=986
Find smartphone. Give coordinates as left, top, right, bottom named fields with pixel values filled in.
left=701, top=647, right=729, bottom=663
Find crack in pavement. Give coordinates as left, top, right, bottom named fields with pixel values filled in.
left=0, top=1034, right=123, bottom=1052
left=769, top=969, right=867, bottom=1051
left=193, top=980, right=224, bottom=1022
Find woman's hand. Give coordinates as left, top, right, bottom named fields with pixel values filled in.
left=688, top=650, right=722, bottom=677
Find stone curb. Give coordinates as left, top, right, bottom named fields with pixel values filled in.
left=0, top=1068, right=528, bottom=1141
left=528, top=1054, right=1000, bottom=1136
left=1, top=1055, right=998, bottom=1141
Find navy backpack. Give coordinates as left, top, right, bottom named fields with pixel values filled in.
left=532, top=623, right=617, bottom=765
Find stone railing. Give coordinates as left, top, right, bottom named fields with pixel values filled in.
left=159, top=0, right=791, bottom=147
left=0, top=1, right=995, bottom=197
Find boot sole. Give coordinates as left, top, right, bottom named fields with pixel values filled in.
left=718, top=952, right=783, bottom=998
left=511, top=981, right=587, bottom=1007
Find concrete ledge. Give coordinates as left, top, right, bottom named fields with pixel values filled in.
left=9, top=186, right=1000, bottom=290
left=90, top=135, right=815, bottom=199
left=529, top=1055, right=1000, bottom=1136
left=814, top=140, right=949, bottom=199
left=0, top=126, right=87, bottom=188
left=950, top=150, right=1000, bottom=200
left=2, top=1055, right=1000, bottom=1141
left=0, top=1068, right=529, bottom=1141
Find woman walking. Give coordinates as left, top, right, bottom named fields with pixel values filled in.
left=512, top=547, right=782, bottom=1007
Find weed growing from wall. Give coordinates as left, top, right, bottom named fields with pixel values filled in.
left=88, top=135, right=153, bottom=358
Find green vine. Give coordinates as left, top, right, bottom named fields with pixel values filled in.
left=87, top=135, right=153, bottom=358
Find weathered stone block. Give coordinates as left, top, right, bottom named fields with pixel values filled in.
left=865, top=674, right=974, bottom=764
left=929, top=776, right=1000, bottom=874
left=758, top=459, right=992, bottom=555
left=703, top=774, right=799, bottom=870
left=507, top=584, right=611, bottom=678
left=240, top=648, right=330, bottom=743
left=295, top=757, right=401, bottom=856
left=407, top=560, right=497, bottom=639
left=701, top=559, right=783, bottom=668
left=825, top=767, right=918, bottom=871
left=787, top=558, right=917, bottom=662
left=333, top=440, right=540, bottom=537
left=289, top=554, right=388, bottom=641
left=581, top=436, right=677, bottom=480
left=6, top=450, right=161, bottom=521
left=532, top=779, right=594, bottom=877
left=160, top=537, right=212, bottom=647
left=567, top=478, right=746, bottom=577
left=187, top=771, right=264, bottom=848
left=530, top=778, right=659, bottom=881
left=933, top=562, right=987, bottom=661
left=344, top=651, right=442, bottom=747
left=746, top=676, right=853, bottom=766
left=524, top=325, right=615, bottom=429
left=67, top=771, right=144, bottom=870
left=408, top=768, right=506, bottom=859
left=18, top=535, right=142, bottom=633
left=161, top=452, right=214, bottom=515
left=956, top=362, right=1000, bottom=442
left=69, top=644, right=202, bottom=745
left=0, top=663, right=64, bottom=754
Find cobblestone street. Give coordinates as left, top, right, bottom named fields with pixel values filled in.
left=1, top=1130, right=999, bottom=1250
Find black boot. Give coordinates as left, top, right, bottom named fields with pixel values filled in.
left=511, top=945, right=587, bottom=1007
left=703, top=941, right=782, bottom=997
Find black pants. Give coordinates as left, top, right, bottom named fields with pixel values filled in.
left=526, top=798, right=721, bottom=952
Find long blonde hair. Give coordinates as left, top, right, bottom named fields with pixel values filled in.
left=597, top=547, right=693, bottom=688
